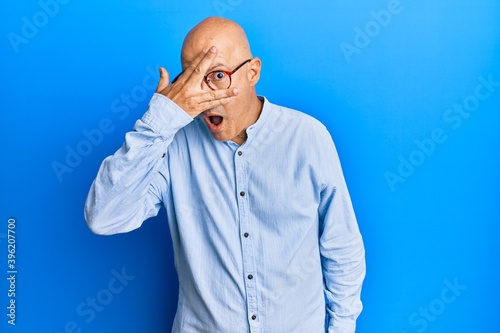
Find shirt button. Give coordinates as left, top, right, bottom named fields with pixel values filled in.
left=251, top=315, right=257, bottom=320
left=238, top=151, right=243, bottom=156
left=161, top=153, right=166, bottom=158
left=240, top=191, right=245, bottom=197
left=244, top=232, right=249, bottom=238
left=248, top=274, right=253, bottom=280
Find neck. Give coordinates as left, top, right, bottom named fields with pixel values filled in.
left=233, top=95, right=263, bottom=145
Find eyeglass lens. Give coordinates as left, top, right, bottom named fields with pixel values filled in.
left=206, top=71, right=230, bottom=90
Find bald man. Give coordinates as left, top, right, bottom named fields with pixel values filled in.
left=85, top=17, right=365, bottom=333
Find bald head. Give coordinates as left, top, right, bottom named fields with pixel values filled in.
left=181, top=17, right=252, bottom=69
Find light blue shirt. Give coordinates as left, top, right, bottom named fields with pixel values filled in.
left=85, top=94, right=365, bottom=333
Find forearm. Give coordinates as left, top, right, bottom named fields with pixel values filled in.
left=323, top=236, right=365, bottom=333
left=320, top=183, right=365, bottom=332
left=84, top=93, right=192, bottom=235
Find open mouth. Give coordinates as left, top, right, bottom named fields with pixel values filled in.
left=209, top=115, right=223, bottom=126
left=205, top=114, right=224, bottom=132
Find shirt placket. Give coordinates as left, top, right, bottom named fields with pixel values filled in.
left=234, top=147, right=260, bottom=333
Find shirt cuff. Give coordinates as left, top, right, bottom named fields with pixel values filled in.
left=327, top=319, right=356, bottom=333
left=141, top=93, right=193, bottom=135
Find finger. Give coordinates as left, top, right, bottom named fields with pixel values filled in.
left=184, top=46, right=218, bottom=81
left=194, top=87, right=239, bottom=108
left=156, top=67, right=170, bottom=93
left=177, top=87, right=239, bottom=117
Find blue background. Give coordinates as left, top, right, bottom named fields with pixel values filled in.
left=1, top=0, right=499, bottom=332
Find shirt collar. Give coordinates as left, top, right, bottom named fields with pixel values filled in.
left=224, top=95, right=271, bottom=147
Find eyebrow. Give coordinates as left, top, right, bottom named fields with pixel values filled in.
left=178, top=62, right=227, bottom=79
left=206, top=62, right=227, bottom=73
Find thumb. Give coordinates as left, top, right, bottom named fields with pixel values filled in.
left=156, top=67, right=170, bottom=93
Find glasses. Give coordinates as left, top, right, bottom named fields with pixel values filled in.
left=171, top=59, right=252, bottom=90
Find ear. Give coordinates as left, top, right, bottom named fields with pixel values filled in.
left=247, top=57, right=262, bottom=87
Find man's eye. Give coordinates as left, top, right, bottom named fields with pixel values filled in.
left=213, top=72, right=225, bottom=81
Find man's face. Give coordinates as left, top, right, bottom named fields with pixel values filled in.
left=197, top=57, right=252, bottom=143
left=181, top=35, right=256, bottom=144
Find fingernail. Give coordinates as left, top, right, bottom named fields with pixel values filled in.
left=233, top=88, right=239, bottom=94
left=203, top=47, right=209, bottom=53
left=210, top=46, right=217, bottom=53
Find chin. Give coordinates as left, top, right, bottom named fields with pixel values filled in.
left=210, top=132, right=231, bottom=142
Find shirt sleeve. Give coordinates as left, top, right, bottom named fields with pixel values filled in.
left=84, top=93, right=193, bottom=235
left=317, top=127, right=366, bottom=333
